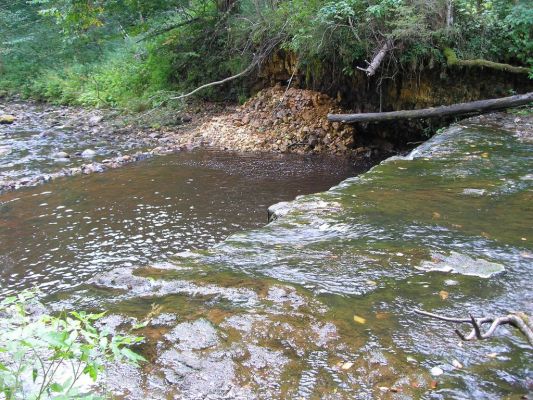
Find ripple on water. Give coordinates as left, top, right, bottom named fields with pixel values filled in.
left=0, top=150, right=358, bottom=295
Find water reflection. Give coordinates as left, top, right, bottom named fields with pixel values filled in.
left=0, top=150, right=359, bottom=295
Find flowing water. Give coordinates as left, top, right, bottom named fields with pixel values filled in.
left=0, top=150, right=358, bottom=295
left=1, top=107, right=532, bottom=399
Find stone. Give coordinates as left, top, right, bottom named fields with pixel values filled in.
left=416, top=251, right=505, bottom=278
left=307, top=135, right=318, bottom=147
left=53, top=151, right=70, bottom=159
left=88, top=115, right=103, bottom=126
left=0, top=115, right=16, bottom=124
left=81, top=149, right=96, bottom=158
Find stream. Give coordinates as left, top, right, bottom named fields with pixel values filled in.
left=1, top=105, right=532, bottom=399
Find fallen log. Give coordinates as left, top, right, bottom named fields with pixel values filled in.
left=328, top=92, right=533, bottom=124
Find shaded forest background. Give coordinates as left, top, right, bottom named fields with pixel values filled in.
left=0, top=0, right=531, bottom=110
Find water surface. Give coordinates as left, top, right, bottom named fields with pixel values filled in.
left=0, top=150, right=359, bottom=295
left=55, top=114, right=532, bottom=399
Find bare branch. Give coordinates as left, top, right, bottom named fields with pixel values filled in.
left=415, top=309, right=533, bottom=346
left=357, top=39, right=394, bottom=77
left=169, top=37, right=282, bottom=101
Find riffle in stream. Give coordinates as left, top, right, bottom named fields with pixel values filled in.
left=2, top=111, right=532, bottom=399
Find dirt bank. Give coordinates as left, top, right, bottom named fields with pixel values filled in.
left=166, top=85, right=376, bottom=158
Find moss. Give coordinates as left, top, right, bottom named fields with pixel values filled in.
left=443, top=47, right=458, bottom=65
left=443, top=47, right=529, bottom=75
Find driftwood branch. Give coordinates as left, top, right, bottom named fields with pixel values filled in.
left=357, top=39, right=394, bottom=77
left=415, top=309, right=533, bottom=346
left=328, top=92, right=533, bottom=124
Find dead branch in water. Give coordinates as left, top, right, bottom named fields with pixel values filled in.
left=414, top=309, right=533, bottom=346
left=328, top=92, right=533, bottom=123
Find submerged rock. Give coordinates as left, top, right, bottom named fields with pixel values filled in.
left=165, top=319, right=219, bottom=351
left=416, top=251, right=505, bottom=278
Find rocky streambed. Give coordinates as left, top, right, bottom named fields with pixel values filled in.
left=1, top=88, right=390, bottom=193
left=1, top=94, right=532, bottom=398
left=39, top=110, right=532, bottom=399
left=0, top=100, right=185, bottom=193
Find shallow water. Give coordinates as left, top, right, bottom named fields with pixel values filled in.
left=50, top=114, right=532, bottom=399
left=2, top=108, right=532, bottom=399
left=0, top=150, right=359, bottom=295
left=0, top=102, right=149, bottom=183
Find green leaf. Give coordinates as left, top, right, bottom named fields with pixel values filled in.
left=120, top=348, right=146, bottom=364
left=44, top=331, right=68, bottom=348
left=83, top=363, right=99, bottom=381
left=32, top=368, right=38, bottom=382
left=50, top=382, right=63, bottom=392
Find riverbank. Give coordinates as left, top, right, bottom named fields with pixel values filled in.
left=1, top=87, right=386, bottom=194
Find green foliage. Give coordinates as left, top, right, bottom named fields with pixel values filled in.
left=0, top=291, right=145, bottom=399
left=0, top=0, right=531, bottom=107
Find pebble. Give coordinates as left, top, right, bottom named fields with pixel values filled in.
left=341, top=361, right=354, bottom=370
left=81, top=149, right=96, bottom=158
left=430, top=366, right=444, bottom=376
left=452, top=359, right=463, bottom=369
left=0, top=114, right=16, bottom=124
left=53, top=151, right=70, bottom=159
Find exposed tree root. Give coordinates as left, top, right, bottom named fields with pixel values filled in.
left=414, top=309, right=533, bottom=346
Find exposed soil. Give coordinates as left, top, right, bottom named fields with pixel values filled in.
left=168, top=85, right=374, bottom=158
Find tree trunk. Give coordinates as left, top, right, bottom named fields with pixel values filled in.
left=328, top=92, right=533, bottom=124
left=217, top=0, right=238, bottom=12
left=446, top=0, right=453, bottom=28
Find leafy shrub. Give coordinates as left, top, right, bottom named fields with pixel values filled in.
left=1, top=0, right=531, bottom=107
left=0, top=291, right=145, bottom=399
